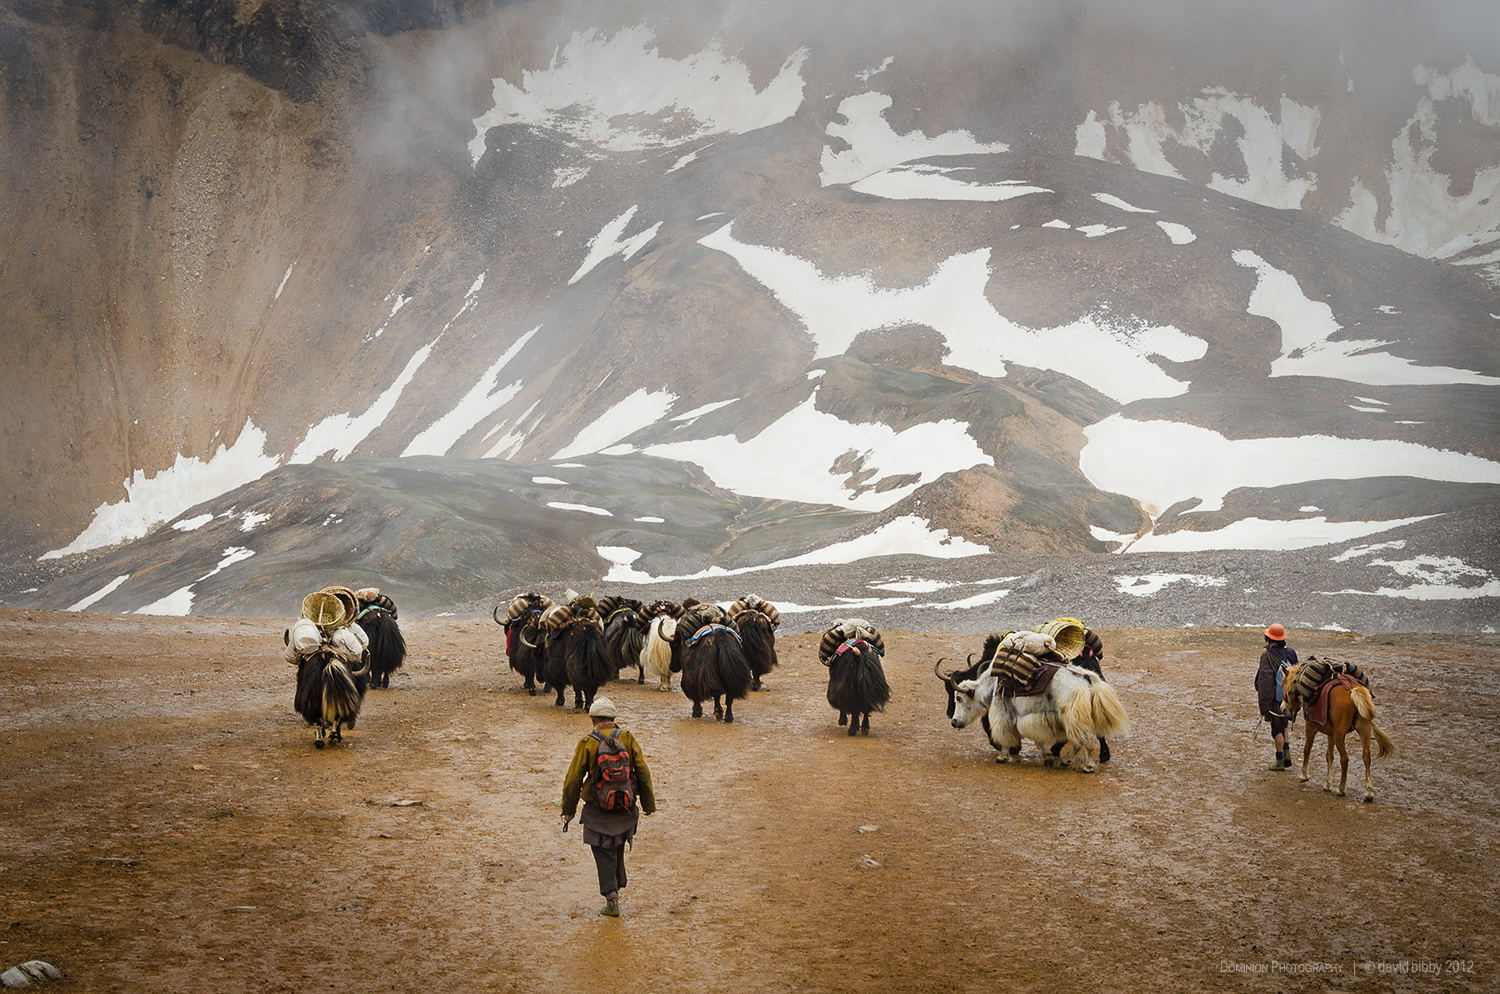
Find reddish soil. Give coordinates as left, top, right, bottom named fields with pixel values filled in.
left=1, top=609, right=1497, bottom=992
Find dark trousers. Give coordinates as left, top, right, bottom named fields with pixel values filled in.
left=591, top=844, right=628, bottom=896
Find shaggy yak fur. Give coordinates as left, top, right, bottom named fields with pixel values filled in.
left=1050, top=629, right=1111, bottom=763
left=599, top=595, right=647, bottom=684
left=293, top=646, right=370, bottom=748
left=356, top=597, right=407, bottom=690
left=824, top=637, right=891, bottom=736
left=641, top=614, right=677, bottom=691
left=676, top=602, right=752, bottom=721
left=728, top=595, right=780, bottom=690
left=535, top=604, right=614, bottom=710
left=496, top=592, right=553, bottom=695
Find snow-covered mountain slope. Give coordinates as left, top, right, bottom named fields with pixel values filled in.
left=3, top=0, right=1497, bottom=626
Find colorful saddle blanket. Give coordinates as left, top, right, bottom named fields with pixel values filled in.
left=1306, top=673, right=1368, bottom=726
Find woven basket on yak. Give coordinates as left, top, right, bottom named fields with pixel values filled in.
left=301, top=590, right=350, bottom=631
left=1036, top=617, right=1086, bottom=659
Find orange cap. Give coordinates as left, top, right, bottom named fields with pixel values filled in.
left=1264, top=623, right=1287, bottom=641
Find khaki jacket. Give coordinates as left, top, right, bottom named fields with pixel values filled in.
left=561, top=723, right=656, bottom=820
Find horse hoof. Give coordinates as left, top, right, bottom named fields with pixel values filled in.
left=1299, top=775, right=1309, bottom=783
left=860, top=726, right=869, bottom=736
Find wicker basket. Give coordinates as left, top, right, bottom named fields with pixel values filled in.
left=1036, top=617, right=1086, bottom=659
left=301, top=590, right=350, bottom=630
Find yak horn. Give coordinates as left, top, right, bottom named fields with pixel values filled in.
left=284, top=628, right=290, bottom=647
left=933, top=657, right=956, bottom=689
left=519, top=629, right=539, bottom=650
left=493, top=605, right=505, bottom=626
left=350, top=649, right=372, bottom=678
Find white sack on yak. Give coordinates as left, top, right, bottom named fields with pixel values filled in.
left=1001, top=630, right=1057, bottom=658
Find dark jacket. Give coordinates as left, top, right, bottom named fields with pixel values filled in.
left=1255, top=644, right=1298, bottom=719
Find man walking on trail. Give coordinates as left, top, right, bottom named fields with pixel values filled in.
left=1254, top=623, right=1298, bottom=771
left=561, top=697, right=656, bottom=916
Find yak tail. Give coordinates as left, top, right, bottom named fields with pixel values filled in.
left=642, top=617, right=675, bottom=687
left=1088, top=679, right=1130, bottom=738
left=573, top=632, right=616, bottom=690
left=363, top=612, right=407, bottom=674
left=321, top=658, right=364, bottom=727
left=711, top=637, right=753, bottom=702
left=852, top=651, right=891, bottom=712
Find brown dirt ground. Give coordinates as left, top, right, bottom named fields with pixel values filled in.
left=1, top=609, right=1497, bottom=993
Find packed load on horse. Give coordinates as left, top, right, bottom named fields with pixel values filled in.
left=817, top=618, right=890, bottom=736
left=283, top=586, right=372, bottom=748
left=1279, top=656, right=1395, bottom=802
left=673, top=598, right=752, bottom=721
left=727, top=594, right=780, bottom=690
left=353, top=587, right=406, bottom=689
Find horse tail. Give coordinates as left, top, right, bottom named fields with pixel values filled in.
left=1088, top=677, right=1130, bottom=738
left=1370, top=723, right=1397, bottom=760
left=1350, top=683, right=1379, bottom=722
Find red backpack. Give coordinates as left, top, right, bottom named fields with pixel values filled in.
left=590, top=729, right=637, bottom=811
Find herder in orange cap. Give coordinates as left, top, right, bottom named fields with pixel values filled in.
left=1254, top=624, right=1299, bottom=771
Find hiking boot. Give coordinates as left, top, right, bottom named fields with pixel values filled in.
left=601, top=897, right=620, bottom=917
left=1269, top=756, right=1287, bottom=771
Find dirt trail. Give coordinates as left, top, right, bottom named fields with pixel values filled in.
left=1, top=610, right=1496, bottom=992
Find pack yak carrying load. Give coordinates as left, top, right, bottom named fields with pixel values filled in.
left=283, top=586, right=371, bottom=748
left=352, top=587, right=406, bottom=689
left=818, top=618, right=891, bottom=736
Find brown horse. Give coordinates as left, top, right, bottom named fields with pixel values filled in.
left=1280, top=662, right=1396, bottom=802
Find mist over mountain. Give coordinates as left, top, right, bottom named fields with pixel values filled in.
left=3, top=0, right=1497, bottom=629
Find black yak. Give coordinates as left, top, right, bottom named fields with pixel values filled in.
left=819, top=619, right=890, bottom=736
left=727, top=595, right=780, bottom=690
left=355, top=591, right=406, bottom=689
left=598, top=595, right=647, bottom=684
left=676, top=601, right=752, bottom=721
left=531, top=603, right=613, bottom=710
left=495, top=592, right=553, bottom=695
left=286, top=626, right=370, bottom=748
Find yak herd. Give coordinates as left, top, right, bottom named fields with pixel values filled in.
left=285, top=586, right=1129, bottom=773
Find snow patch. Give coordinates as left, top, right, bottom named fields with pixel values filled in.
left=851, top=165, right=1049, bottom=202
left=44, top=422, right=282, bottom=559
left=1115, top=573, right=1227, bottom=597
left=1094, top=192, right=1156, bottom=213
left=402, top=327, right=539, bottom=456
left=134, top=546, right=255, bottom=617
left=646, top=392, right=990, bottom=511
left=1331, top=539, right=1406, bottom=563
left=67, top=575, right=132, bottom=612
left=469, top=27, right=808, bottom=163
left=820, top=91, right=1008, bottom=186
left=1082, top=413, right=1500, bottom=518
left=570, top=207, right=662, bottom=284
left=1122, top=516, right=1435, bottom=553
left=1156, top=221, right=1197, bottom=244
left=290, top=342, right=437, bottom=464
left=1234, top=250, right=1500, bottom=385
left=915, top=588, right=1012, bottom=609
left=701, top=223, right=1206, bottom=404
left=238, top=511, right=270, bottom=532
left=554, top=388, right=678, bottom=459
left=1329, top=554, right=1500, bottom=600
left=548, top=502, right=613, bottom=516
left=171, top=514, right=214, bottom=532
left=532, top=476, right=567, bottom=485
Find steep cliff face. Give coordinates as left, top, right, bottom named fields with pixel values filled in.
left=4, top=0, right=1499, bottom=621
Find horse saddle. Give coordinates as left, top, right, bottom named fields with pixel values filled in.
left=1305, top=673, right=1366, bottom=726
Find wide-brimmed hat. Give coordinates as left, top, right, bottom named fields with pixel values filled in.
left=588, top=698, right=618, bottom=718
left=1264, top=623, right=1287, bottom=641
